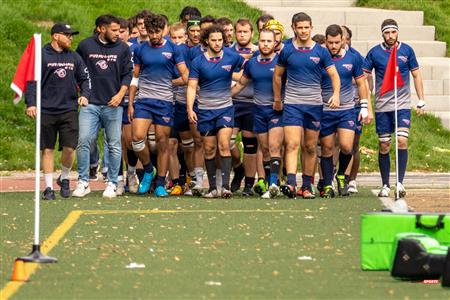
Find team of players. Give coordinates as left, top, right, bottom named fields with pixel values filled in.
left=29, top=7, right=426, bottom=200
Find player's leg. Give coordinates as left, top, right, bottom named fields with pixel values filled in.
left=190, top=123, right=205, bottom=195
left=154, top=124, right=171, bottom=197
left=376, top=111, right=393, bottom=197
left=395, top=109, right=411, bottom=198
left=267, top=126, right=284, bottom=198
left=202, top=133, right=218, bottom=197
left=168, top=130, right=182, bottom=196
left=347, top=133, right=361, bottom=193
left=242, top=130, right=258, bottom=196
left=319, top=133, right=335, bottom=198
left=217, top=126, right=234, bottom=198
left=302, top=128, right=320, bottom=198
left=122, top=122, right=139, bottom=193
left=336, top=128, right=355, bottom=196
left=282, top=126, right=302, bottom=198
left=230, top=127, right=244, bottom=192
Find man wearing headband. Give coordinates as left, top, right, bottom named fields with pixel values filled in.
left=264, top=20, right=284, bottom=53
left=363, top=18, right=425, bottom=199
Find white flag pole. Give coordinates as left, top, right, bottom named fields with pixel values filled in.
left=394, top=64, right=400, bottom=200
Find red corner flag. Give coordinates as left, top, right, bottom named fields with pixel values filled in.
left=10, top=35, right=39, bottom=104
left=379, top=45, right=404, bottom=97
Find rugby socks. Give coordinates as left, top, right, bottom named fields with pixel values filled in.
left=378, top=152, right=390, bottom=187
left=287, top=173, right=296, bottom=187
left=263, top=161, right=271, bottom=184
left=61, top=166, right=71, bottom=180
left=205, top=158, right=217, bottom=191
left=44, top=173, right=53, bottom=189
left=118, top=159, right=124, bottom=176
left=244, top=176, right=255, bottom=188
left=155, top=175, right=165, bottom=188
left=220, top=156, right=232, bottom=189
left=143, top=162, right=154, bottom=174
left=269, top=157, right=281, bottom=186
left=194, top=167, right=204, bottom=186
left=320, top=156, right=334, bottom=186
left=302, top=174, right=313, bottom=189
left=398, top=149, right=408, bottom=183
left=178, top=152, right=187, bottom=186
left=127, top=149, right=138, bottom=168
left=338, top=152, right=352, bottom=176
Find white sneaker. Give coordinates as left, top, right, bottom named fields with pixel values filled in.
left=72, top=181, right=91, bottom=198
left=127, top=172, right=139, bottom=194
left=103, top=182, right=117, bottom=198
left=268, top=184, right=280, bottom=198
left=378, top=184, right=391, bottom=197
left=221, top=188, right=232, bottom=199
left=116, top=180, right=125, bottom=196
left=192, top=183, right=204, bottom=197
left=184, top=188, right=193, bottom=196
left=347, top=180, right=358, bottom=194
left=203, top=189, right=219, bottom=198
left=396, top=182, right=406, bottom=199
left=261, top=190, right=271, bottom=199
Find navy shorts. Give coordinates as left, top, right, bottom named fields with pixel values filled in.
left=354, top=106, right=363, bottom=135
left=375, top=109, right=411, bottom=135
left=173, top=102, right=190, bottom=132
left=233, top=101, right=254, bottom=132
left=198, top=106, right=234, bottom=136
left=320, top=108, right=356, bottom=137
left=253, top=105, right=283, bottom=134
left=122, top=105, right=131, bottom=125
left=133, top=99, right=174, bottom=127
left=282, top=104, right=322, bottom=131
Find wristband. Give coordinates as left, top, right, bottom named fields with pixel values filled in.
left=130, top=77, right=139, bottom=87
left=360, top=107, right=368, bottom=118
left=416, top=99, right=426, bottom=109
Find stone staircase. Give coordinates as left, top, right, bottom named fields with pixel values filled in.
left=245, top=0, right=450, bottom=129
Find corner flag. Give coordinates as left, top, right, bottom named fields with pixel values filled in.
left=379, top=45, right=404, bottom=97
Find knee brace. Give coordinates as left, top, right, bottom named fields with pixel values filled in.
left=147, top=131, right=157, bottom=153
left=181, top=138, right=194, bottom=149
left=397, top=130, right=409, bottom=139
left=132, top=140, right=145, bottom=152
left=242, top=136, right=258, bottom=154
left=378, top=133, right=392, bottom=143
left=230, top=133, right=237, bottom=150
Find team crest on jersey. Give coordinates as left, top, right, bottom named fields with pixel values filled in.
left=342, top=64, right=353, bottom=71
left=348, top=120, right=355, bottom=127
left=271, top=118, right=279, bottom=124
left=162, top=52, right=173, bottom=59
left=223, top=116, right=232, bottom=122
left=96, top=60, right=108, bottom=70
left=309, top=56, right=320, bottom=64
left=398, top=56, right=408, bottom=63
left=312, top=121, right=320, bottom=128
left=221, top=65, right=232, bottom=72
left=163, top=117, right=171, bottom=123
left=357, top=125, right=362, bottom=131
left=402, top=119, right=410, bottom=126
left=54, top=68, right=67, bottom=78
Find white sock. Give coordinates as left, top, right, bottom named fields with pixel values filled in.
left=195, top=167, right=204, bottom=185
left=216, top=169, right=222, bottom=188
left=127, top=166, right=136, bottom=174
left=61, top=166, right=71, bottom=180
left=44, top=173, right=53, bottom=189
left=118, top=175, right=123, bottom=182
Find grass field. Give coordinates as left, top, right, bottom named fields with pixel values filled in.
left=1, top=191, right=448, bottom=299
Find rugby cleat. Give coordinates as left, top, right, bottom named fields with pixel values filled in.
left=138, top=167, right=156, bottom=194
left=253, top=178, right=267, bottom=196
left=321, top=185, right=335, bottom=198
left=42, top=187, right=56, bottom=200
left=170, top=184, right=183, bottom=196
left=347, top=180, right=358, bottom=194
left=395, top=182, right=406, bottom=199
left=230, top=166, right=245, bottom=192
left=317, top=179, right=325, bottom=198
left=154, top=186, right=169, bottom=197
left=221, top=188, right=233, bottom=199
left=335, top=175, right=350, bottom=196
left=268, top=183, right=280, bottom=199
left=280, top=184, right=296, bottom=199
left=301, top=186, right=316, bottom=199
left=242, top=185, right=255, bottom=197
left=261, top=190, right=271, bottom=199
left=378, top=184, right=391, bottom=197
left=191, top=183, right=204, bottom=197
left=127, top=172, right=139, bottom=194
left=203, top=189, right=220, bottom=199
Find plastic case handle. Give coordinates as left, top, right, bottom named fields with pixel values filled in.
left=415, top=214, right=445, bottom=230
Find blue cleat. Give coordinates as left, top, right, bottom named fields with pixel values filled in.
left=138, top=167, right=156, bottom=194
left=154, top=186, right=168, bottom=197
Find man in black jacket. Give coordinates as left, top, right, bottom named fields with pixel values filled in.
left=74, top=14, right=133, bottom=199
left=25, top=23, right=90, bottom=200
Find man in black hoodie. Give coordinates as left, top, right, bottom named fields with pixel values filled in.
left=74, top=14, right=133, bottom=199
left=25, top=23, right=90, bottom=200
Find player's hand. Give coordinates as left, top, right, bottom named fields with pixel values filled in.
left=188, top=109, right=197, bottom=124
left=328, top=94, right=340, bottom=109
left=273, top=101, right=283, bottom=112
left=358, top=107, right=372, bottom=125
left=26, top=106, right=37, bottom=119
left=108, top=93, right=124, bottom=107
left=416, top=108, right=425, bottom=116
left=416, top=99, right=426, bottom=116
left=128, top=105, right=134, bottom=122
left=78, top=96, right=88, bottom=106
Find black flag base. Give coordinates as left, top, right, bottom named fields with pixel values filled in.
left=19, top=244, right=57, bottom=263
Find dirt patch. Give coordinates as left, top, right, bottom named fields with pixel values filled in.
left=406, top=189, right=450, bottom=213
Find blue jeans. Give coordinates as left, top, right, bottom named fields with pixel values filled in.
left=89, top=130, right=109, bottom=172
left=77, top=104, right=123, bottom=184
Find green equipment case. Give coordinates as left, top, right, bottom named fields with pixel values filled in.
left=360, top=213, right=450, bottom=270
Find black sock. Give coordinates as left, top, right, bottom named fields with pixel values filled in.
left=118, top=158, right=123, bottom=176
left=127, top=149, right=138, bottom=167
left=244, top=176, right=255, bottom=188
left=143, top=162, right=153, bottom=173
left=338, top=152, right=352, bottom=176
left=302, top=174, right=313, bottom=188
left=378, top=152, right=390, bottom=187
left=269, top=157, right=281, bottom=186
left=398, top=149, right=408, bottom=183
left=205, top=158, right=217, bottom=191
left=320, top=156, right=333, bottom=186
left=178, top=151, right=187, bottom=186
left=220, top=156, right=232, bottom=189
left=234, top=163, right=244, bottom=175
left=155, top=175, right=165, bottom=187
left=287, top=173, right=296, bottom=186
left=172, top=178, right=180, bottom=186
left=263, top=160, right=270, bottom=183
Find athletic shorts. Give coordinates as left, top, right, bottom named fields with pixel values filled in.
left=354, top=106, right=363, bottom=135
left=253, top=105, right=283, bottom=134
left=41, top=111, right=78, bottom=151
left=233, top=100, right=254, bottom=132
left=375, top=109, right=411, bottom=135
left=282, top=103, right=322, bottom=131
left=133, top=98, right=173, bottom=127
left=173, top=101, right=199, bottom=133
left=320, top=108, right=356, bottom=137
left=197, top=106, right=234, bottom=136
left=122, top=106, right=131, bottom=125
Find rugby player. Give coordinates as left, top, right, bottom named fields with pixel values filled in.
left=264, top=20, right=285, bottom=53
left=129, top=10, right=152, bottom=45
left=217, top=17, right=235, bottom=47
left=363, top=19, right=425, bottom=198
left=179, top=6, right=202, bottom=24
left=256, top=14, right=274, bottom=33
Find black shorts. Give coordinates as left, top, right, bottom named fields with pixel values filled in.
left=41, top=111, right=78, bottom=151
left=233, top=101, right=254, bottom=132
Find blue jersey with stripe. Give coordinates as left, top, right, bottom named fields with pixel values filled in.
left=321, top=49, right=364, bottom=111
left=173, top=43, right=191, bottom=103
left=363, top=42, right=419, bottom=112
left=229, top=43, right=258, bottom=103
left=243, top=54, right=278, bottom=106
left=347, top=46, right=365, bottom=105
left=278, top=42, right=334, bottom=105
left=189, top=51, right=245, bottom=110
left=134, top=40, right=185, bottom=102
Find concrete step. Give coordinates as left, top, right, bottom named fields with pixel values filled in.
left=257, top=7, right=424, bottom=27
left=430, top=111, right=450, bottom=129
left=418, top=57, right=450, bottom=80
left=351, top=40, right=446, bottom=57
left=245, top=0, right=356, bottom=7
left=411, top=95, right=450, bottom=112
left=410, top=80, right=445, bottom=96
left=311, top=25, right=435, bottom=41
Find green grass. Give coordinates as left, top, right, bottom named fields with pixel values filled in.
left=1, top=191, right=449, bottom=299
left=357, top=0, right=450, bottom=57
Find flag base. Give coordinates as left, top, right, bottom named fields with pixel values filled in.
left=19, top=244, right=57, bottom=263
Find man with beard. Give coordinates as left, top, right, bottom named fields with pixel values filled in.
left=128, top=14, right=188, bottom=197
left=129, top=10, right=152, bottom=46
left=187, top=25, right=245, bottom=198
left=228, top=18, right=261, bottom=196
left=74, top=15, right=133, bottom=198
left=256, top=14, right=274, bottom=33
left=25, top=23, right=90, bottom=200
left=319, top=24, right=370, bottom=198
left=263, top=20, right=285, bottom=53
left=273, top=12, right=340, bottom=199
left=363, top=19, right=425, bottom=199
left=231, top=29, right=284, bottom=199
left=217, top=17, right=234, bottom=47
left=188, top=15, right=216, bottom=62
